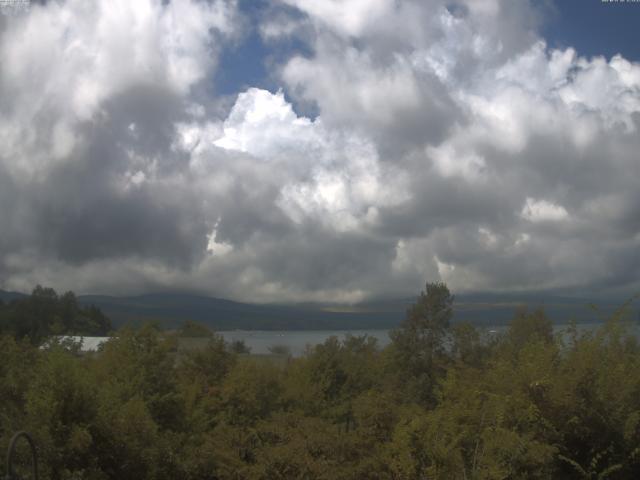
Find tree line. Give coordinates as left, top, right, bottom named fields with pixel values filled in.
left=0, top=286, right=112, bottom=341
left=1, top=283, right=640, bottom=479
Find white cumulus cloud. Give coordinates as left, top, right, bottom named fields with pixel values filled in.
left=1, top=0, right=640, bottom=302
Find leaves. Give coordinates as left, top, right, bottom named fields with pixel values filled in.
left=2, top=286, right=640, bottom=479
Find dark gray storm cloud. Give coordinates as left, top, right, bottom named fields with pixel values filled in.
left=0, top=0, right=639, bottom=302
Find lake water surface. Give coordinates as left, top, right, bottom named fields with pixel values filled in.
left=218, top=322, right=636, bottom=356
left=219, top=329, right=392, bottom=356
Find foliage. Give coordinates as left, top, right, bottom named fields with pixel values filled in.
left=389, top=282, right=454, bottom=405
left=267, top=345, right=291, bottom=356
left=229, top=339, right=252, bottom=354
left=1, top=283, right=640, bottom=479
left=179, top=320, right=214, bottom=338
left=0, top=286, right=112, bottom=343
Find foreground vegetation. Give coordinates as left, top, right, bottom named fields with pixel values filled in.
left=1, top=283, right=640, bottom=479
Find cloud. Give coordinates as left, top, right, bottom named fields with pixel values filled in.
left=280, top=0, right=395, bottom=38
left=0, top=0, right=239, bottom=288
left=1, top=0, right=640, bottom=302
left=272, top=0, right=640, bottom=296
left=521, top=198, right=569, bottom=223
left=0, top=0, right=236, bottom=176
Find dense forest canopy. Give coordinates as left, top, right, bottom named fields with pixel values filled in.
left=0, top=286, right=112, bottom=342
left=1, top=283, right=640, bottom=479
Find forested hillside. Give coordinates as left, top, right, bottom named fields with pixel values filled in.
left=1, top=283, right=640, bottom=479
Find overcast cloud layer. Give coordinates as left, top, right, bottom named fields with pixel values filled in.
left=1, top=0, right=639, bottom=303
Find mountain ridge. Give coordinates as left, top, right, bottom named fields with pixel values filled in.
left=3, top=289, right=636, bottom=330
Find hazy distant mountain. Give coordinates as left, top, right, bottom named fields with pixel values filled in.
left=0, top=290, right=27, bottom=303
left=67, top=292, right=637, bottom=330
left=76, top=293, right=405, bottom=330
left=1, top=289, right=633, bottom=330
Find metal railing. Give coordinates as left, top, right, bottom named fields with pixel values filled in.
left=4, top=431, right=38, bottom=480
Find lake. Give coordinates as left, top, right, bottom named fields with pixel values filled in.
left=50, top=322, right=638, bottom=356
left=219, top=322, right=640, bottom=357
left=218, top=329, right=392, bottom=356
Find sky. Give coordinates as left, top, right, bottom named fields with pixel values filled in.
left=0, top=0, right=639, bottom=303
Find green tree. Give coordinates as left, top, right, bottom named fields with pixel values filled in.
left=229, top=339, right=252, bottom=354
left=0, top=286, right=111, bottom=342
left=451, top=322, right=489, bottom=367
left=390, top=281, right=454, bottom=405
left=178, top=320, right=213, bottom=338
left=506, top=307, right=553, bottom=350
left=219, top=360, right=284, bottom=427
